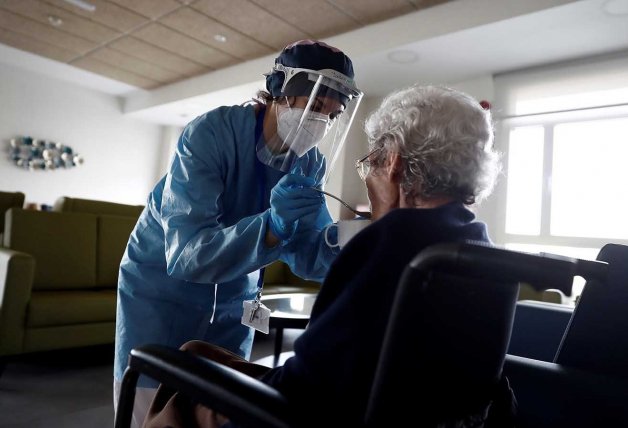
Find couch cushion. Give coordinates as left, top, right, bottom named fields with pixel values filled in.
left=26, top=290, right=117, bottom=327
left=518, top=283, right=563, bottom=303
left=263, top=260, right=287, bottom=284
left=23, top=322, right=115, bottom=353
left=55, top=196, right=144, bottom=217
left=4, top=208, right=97, bottom=290
left=97, top=215, right=136, bottom=287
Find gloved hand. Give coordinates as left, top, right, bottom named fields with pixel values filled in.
left=298, top=197, right=333, bottom=231
left=290, top=146, right=326, bottom=182
left=269, top=174, right=325, bottom=241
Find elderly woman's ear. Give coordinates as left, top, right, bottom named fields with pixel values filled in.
left=385, top=151, right=403, bottom=183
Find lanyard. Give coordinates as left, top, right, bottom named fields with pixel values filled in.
left=254, top=106, right=266, bottom=294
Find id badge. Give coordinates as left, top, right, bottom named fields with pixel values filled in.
left=241, top=300, right=271, bottom=334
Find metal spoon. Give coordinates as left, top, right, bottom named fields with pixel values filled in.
left=312, top=188, right=372, bottom=219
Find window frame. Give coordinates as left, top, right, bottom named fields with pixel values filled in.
left=493, top=103, right=628, bottom=253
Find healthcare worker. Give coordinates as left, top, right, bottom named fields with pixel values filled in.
left=113, top=39, right=363, bottom=427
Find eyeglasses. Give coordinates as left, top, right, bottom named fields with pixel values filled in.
left=355, top=147, right=382, bottom=181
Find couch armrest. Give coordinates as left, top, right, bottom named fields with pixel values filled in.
left=285, top=268, right=321, bottom=289
left=0, top=248, right=35, bottom=356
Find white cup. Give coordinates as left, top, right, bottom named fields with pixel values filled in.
left=324, top=218, right=371, bottom=248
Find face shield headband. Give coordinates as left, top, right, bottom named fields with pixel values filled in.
left=271, top=63, right=361, bottom=101
left=257, top=65, right=363, bottom=184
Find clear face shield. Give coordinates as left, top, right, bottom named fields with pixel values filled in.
left=257, top=65, right=363, bottom=184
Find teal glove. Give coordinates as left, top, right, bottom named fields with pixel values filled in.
left=269, top=174, right=324, bottom=241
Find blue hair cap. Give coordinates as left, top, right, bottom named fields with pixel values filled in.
left=265, top=39, right=355, bottom=98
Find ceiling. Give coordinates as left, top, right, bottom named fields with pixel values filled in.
left=2, top=0, right=628, bottom=126
left=0, top=0, right=450, bottom=89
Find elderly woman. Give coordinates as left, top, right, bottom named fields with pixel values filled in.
left=142, top=85, right=507, bottom=428
left=360, top=84, right=498, bottom=220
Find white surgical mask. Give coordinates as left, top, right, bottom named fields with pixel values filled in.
left=277, top=106, right=331, bottom=157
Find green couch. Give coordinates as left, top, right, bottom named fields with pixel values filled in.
left=53, top=196, right=319, bottom=292
left=518, top=283, right=563, bottom=304
left=0, top=191, right=25, bottom=239
left=0, top=192, right=319, bottom=358
left=0, top=206, right=138, bottom=357
left=263, top=260, right=321, bottom=295
left=53, top=196, right=144, bottom=217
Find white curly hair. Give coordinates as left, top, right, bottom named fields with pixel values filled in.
left=364, top=84, right=500, bottom=205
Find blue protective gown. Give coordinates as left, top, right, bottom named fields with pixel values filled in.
left=114, top=104, right=338, bottom=387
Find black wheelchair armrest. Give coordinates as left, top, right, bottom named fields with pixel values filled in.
left=115, top=344, right=293, bottom=428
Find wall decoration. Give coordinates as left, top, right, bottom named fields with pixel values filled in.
left=7, top=136, right=84, bottom=170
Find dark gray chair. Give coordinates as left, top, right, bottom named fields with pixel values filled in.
left=507, top=300, right=573, bottom=361
left=504, top=243, right=628, bottom=428
left=364, top=242, right=581, bottom=427
left=504, top=354, right=628, bottom=427
left=115, top=242, right=598, bottom=428
left=554, top=243, right=628, bottom=375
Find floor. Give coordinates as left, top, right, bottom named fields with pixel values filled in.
left=0, top=329, right=303, bottom=428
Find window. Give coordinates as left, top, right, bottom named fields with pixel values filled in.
left=493, top=55, right=628, bottom=303
left=504, top=115, right=628, bottom=242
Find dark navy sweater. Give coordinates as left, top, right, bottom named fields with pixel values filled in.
left=261, top=203, right=489, bottom=426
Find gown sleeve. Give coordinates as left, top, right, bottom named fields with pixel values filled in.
left=161, top=111, right=280, bottom=284
left=279, top=147, right=340, bottom=282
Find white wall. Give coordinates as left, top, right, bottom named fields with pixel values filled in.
left=155, top=125, right=184, bottom=184
left=0, top=62, right=166, bottom=207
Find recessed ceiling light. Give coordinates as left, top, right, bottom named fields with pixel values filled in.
left=387, top=50, right=419, bottom=64
left=47, top=15, right=63, bottom=27
left=214, top=34, right=227, bottom=43
left=62, top=0, right=96, bottom=12
left=602, top=0, right=628, bottom=15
